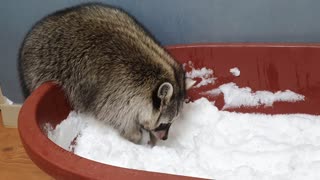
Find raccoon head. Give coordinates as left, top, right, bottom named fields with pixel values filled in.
left=145, top=78, right=196, bottom=141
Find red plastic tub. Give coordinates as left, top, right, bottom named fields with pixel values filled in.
left=18, top=44, right=320, bottom=180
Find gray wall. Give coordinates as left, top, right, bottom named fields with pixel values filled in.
left=1, top=0, right=320, bottom=103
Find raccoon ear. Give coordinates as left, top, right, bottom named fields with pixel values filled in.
left=158, top=82, right=173, bottom=105
left=185, top=78, right=196, bottom=90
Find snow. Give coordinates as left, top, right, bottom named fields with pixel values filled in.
left=205, top=82, right=305, bottom=109
left=45, top=114, right=88, bottom=151
left=47, top=97, right=320, bottom=180
left=185, top=61, right=216, bottom=88
left=230, top=67, right=240, bottom=77
left=45, top=64, right=317, bottom=180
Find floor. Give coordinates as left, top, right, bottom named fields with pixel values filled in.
left=0, top=112, right=52, bottom=179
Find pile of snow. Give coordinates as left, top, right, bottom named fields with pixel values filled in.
left=47, top=97, right=320, bottom=180
left=186, top=64, right=304, bottom=108
left=46, top=64, right=315, bottom=179
left=230, top=67, right=240, bottom=77
left=184, top=61, right=216, bottom=88
left=205, top=82, right=305, bottom=109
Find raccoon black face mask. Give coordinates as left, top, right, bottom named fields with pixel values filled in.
left=147, top=80, right=195, bottom=145
left=18, top=3, right=196, bottom=145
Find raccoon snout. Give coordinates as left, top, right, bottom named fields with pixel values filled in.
left=154, top=123, right=171, bottom=131
left=153, top=123, right=172, bottom=140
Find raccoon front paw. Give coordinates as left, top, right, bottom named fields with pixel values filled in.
left=148, top=131, right=157, bottom=147
left=122, top=129, right=142, bottom=144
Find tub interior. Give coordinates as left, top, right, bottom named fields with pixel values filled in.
left=168, top=45, right=320, bottom=115
left=36, top=84, right=71, bottom=130
left=21, top=44, right=320, bottom=180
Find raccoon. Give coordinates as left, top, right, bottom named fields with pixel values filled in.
left=18, top=3, right=195, bottom=145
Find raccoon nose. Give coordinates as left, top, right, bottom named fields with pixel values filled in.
left=154, top=123, right=171, bottom=140
left=162, top=135, right=168, bottom=140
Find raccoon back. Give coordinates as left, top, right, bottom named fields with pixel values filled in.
left=18, top=3, right=185, bottom=114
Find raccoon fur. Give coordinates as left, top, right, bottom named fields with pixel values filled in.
left=18, top=3, right=195, bottom=145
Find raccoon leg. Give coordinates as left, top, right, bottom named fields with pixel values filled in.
left=148, top=131, right=157, bottom=147
left=121, top=127, right=143, bottom=144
